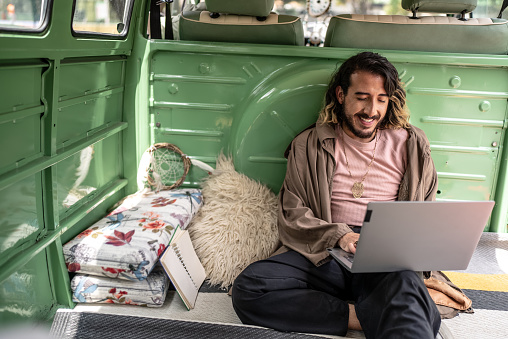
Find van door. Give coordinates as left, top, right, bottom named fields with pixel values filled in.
left=0, top=0, right=138, bottom=323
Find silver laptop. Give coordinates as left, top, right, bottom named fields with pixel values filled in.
left=327, top=201, right=495, bottom=273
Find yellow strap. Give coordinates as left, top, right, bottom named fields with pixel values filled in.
left=443, top=272, right=508, bottom=292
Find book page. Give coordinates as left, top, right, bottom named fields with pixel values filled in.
left=160, top=229, right=205, bottom=309
left=176, top=230, right=206, bottom=288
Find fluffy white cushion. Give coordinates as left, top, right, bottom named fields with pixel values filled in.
left=188, top=153, right=279, bottom=288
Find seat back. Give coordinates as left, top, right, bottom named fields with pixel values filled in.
left=324, top=0, right=508, bottom=54
left=402, top=0, right=477, bottom=16
left=205, top=0, right=275, bottom=17
left=179, top=0, right=304, bottom=46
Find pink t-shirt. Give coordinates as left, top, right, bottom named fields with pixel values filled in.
left=331, top=125, right=408, bottom=226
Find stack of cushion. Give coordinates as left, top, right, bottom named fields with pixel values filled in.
left=63, top=188, right=203, bottom=307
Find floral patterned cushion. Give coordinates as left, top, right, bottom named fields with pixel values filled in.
left=71, top=266, right=170, bottom=307
left=63, top=189, right=203, bottom=281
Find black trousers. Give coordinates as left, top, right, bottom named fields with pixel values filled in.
left=231, top=250, right=441, bottom=338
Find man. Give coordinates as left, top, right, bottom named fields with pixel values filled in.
left=231, top=52, right=441, bottom=338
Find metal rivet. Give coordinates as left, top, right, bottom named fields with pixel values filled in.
left=479, top=101, right=491, bottom=112
left=492, top=142, right=498, bottom=147
left=199, top=63, right=210, bottom=74
left=168, top=83, right=179, bottom=94
left=449, top=76, right=461, bottom=88
left=156, top=122, right=161, bottom=128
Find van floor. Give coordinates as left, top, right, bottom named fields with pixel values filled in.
left=51, top=233, right=508, bottom=339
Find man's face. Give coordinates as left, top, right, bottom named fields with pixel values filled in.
left=336, top=70, right=389, bottom=142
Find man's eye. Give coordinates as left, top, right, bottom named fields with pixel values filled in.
left=357, top=97, right=367, bottom=101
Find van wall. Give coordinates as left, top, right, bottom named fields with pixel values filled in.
left=135, top=42, right=508, bottom=232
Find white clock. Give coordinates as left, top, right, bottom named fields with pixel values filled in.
left=307, top=0, right=331, bottom=18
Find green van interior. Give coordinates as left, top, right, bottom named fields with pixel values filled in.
left=1, top=0, right=507, bottom=329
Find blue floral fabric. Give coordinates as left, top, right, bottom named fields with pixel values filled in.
left=63, top=189, right=203, bottom=281
left=71, top=266, right=170, bottom=307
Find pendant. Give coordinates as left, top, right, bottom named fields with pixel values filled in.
left=352, top=182, right=364, bottom=199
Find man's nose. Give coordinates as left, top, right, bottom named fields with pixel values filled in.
left=365, top=99, right=377, bottom=116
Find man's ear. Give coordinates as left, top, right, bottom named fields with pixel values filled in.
left=336, top=86, right=344, bottom=104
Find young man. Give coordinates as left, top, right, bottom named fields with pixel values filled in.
left=231, top=52, right=441, bottom=338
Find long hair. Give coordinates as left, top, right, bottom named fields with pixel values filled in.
left=317, top=52, right=410, bottom=129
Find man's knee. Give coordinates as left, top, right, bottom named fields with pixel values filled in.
left=231, top=261, right=284, bottom=326
left=357, top=270, right=434, bottom=307
left=232, top=264, right=258, bottom=300
left=232, top=260, right=269, bottom=294
left=231, top=260, right=278, bottom=309
left=232, top=257, right=310, bottom=311
left=392, top=269, right=421, bottom=280
left=388, top=270, right=427, bottom=289
left=388, top=271, right=441, bottom=322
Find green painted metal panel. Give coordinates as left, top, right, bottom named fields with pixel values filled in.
left=56, top=94, right=125, bottom=148
left=0, top=62, right=45, bottom=112
left=0, top=62, right=44, bottom=174
left=0, top=250, right=56, bottom=323
left=432, top=150, right=498, bottom=200
left=56, top=136, right=123, bottom=219
left=399, top=64, right=508, bottom=92
left=59, top=58, right=125, bottom=99
left=56, top=58, right=125, bottom=149
left=491, top=131, right=508, bottom=233
left=0, top=114, right=42, bottom=175
left=401, top=64, right=508, bottom=222
left=0, top=60, right=46, bottom=265
left=0, top=175, right=42, bottom=261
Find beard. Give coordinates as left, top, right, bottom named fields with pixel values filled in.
left=341, top=109, right=382, bottom=140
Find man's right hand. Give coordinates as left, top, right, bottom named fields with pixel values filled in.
left=338, top=232, right=360, bottom=254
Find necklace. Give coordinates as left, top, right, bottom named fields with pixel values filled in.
left=340, top=128, right=379, bottom=199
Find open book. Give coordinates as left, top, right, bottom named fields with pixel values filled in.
left=160, top=228, right=206, bottom=310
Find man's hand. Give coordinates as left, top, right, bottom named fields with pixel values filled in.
left=338, top=232, right=360, bottom=254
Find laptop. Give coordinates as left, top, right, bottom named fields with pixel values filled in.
left=327, top=200, right=495, bottom=273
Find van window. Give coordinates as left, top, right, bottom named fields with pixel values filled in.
left=0, top=0, right=50, bottom=32
left=72, top=0, right=134, bottom=37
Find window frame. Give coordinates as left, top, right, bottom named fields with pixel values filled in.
left=0, top=0, right=53, bottom=34
left=70, top=0, right=135, bottom=40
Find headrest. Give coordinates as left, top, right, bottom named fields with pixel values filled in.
left=401, top=0, right=477, bottom=14
left=205, top=0, right=275, bottom=17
